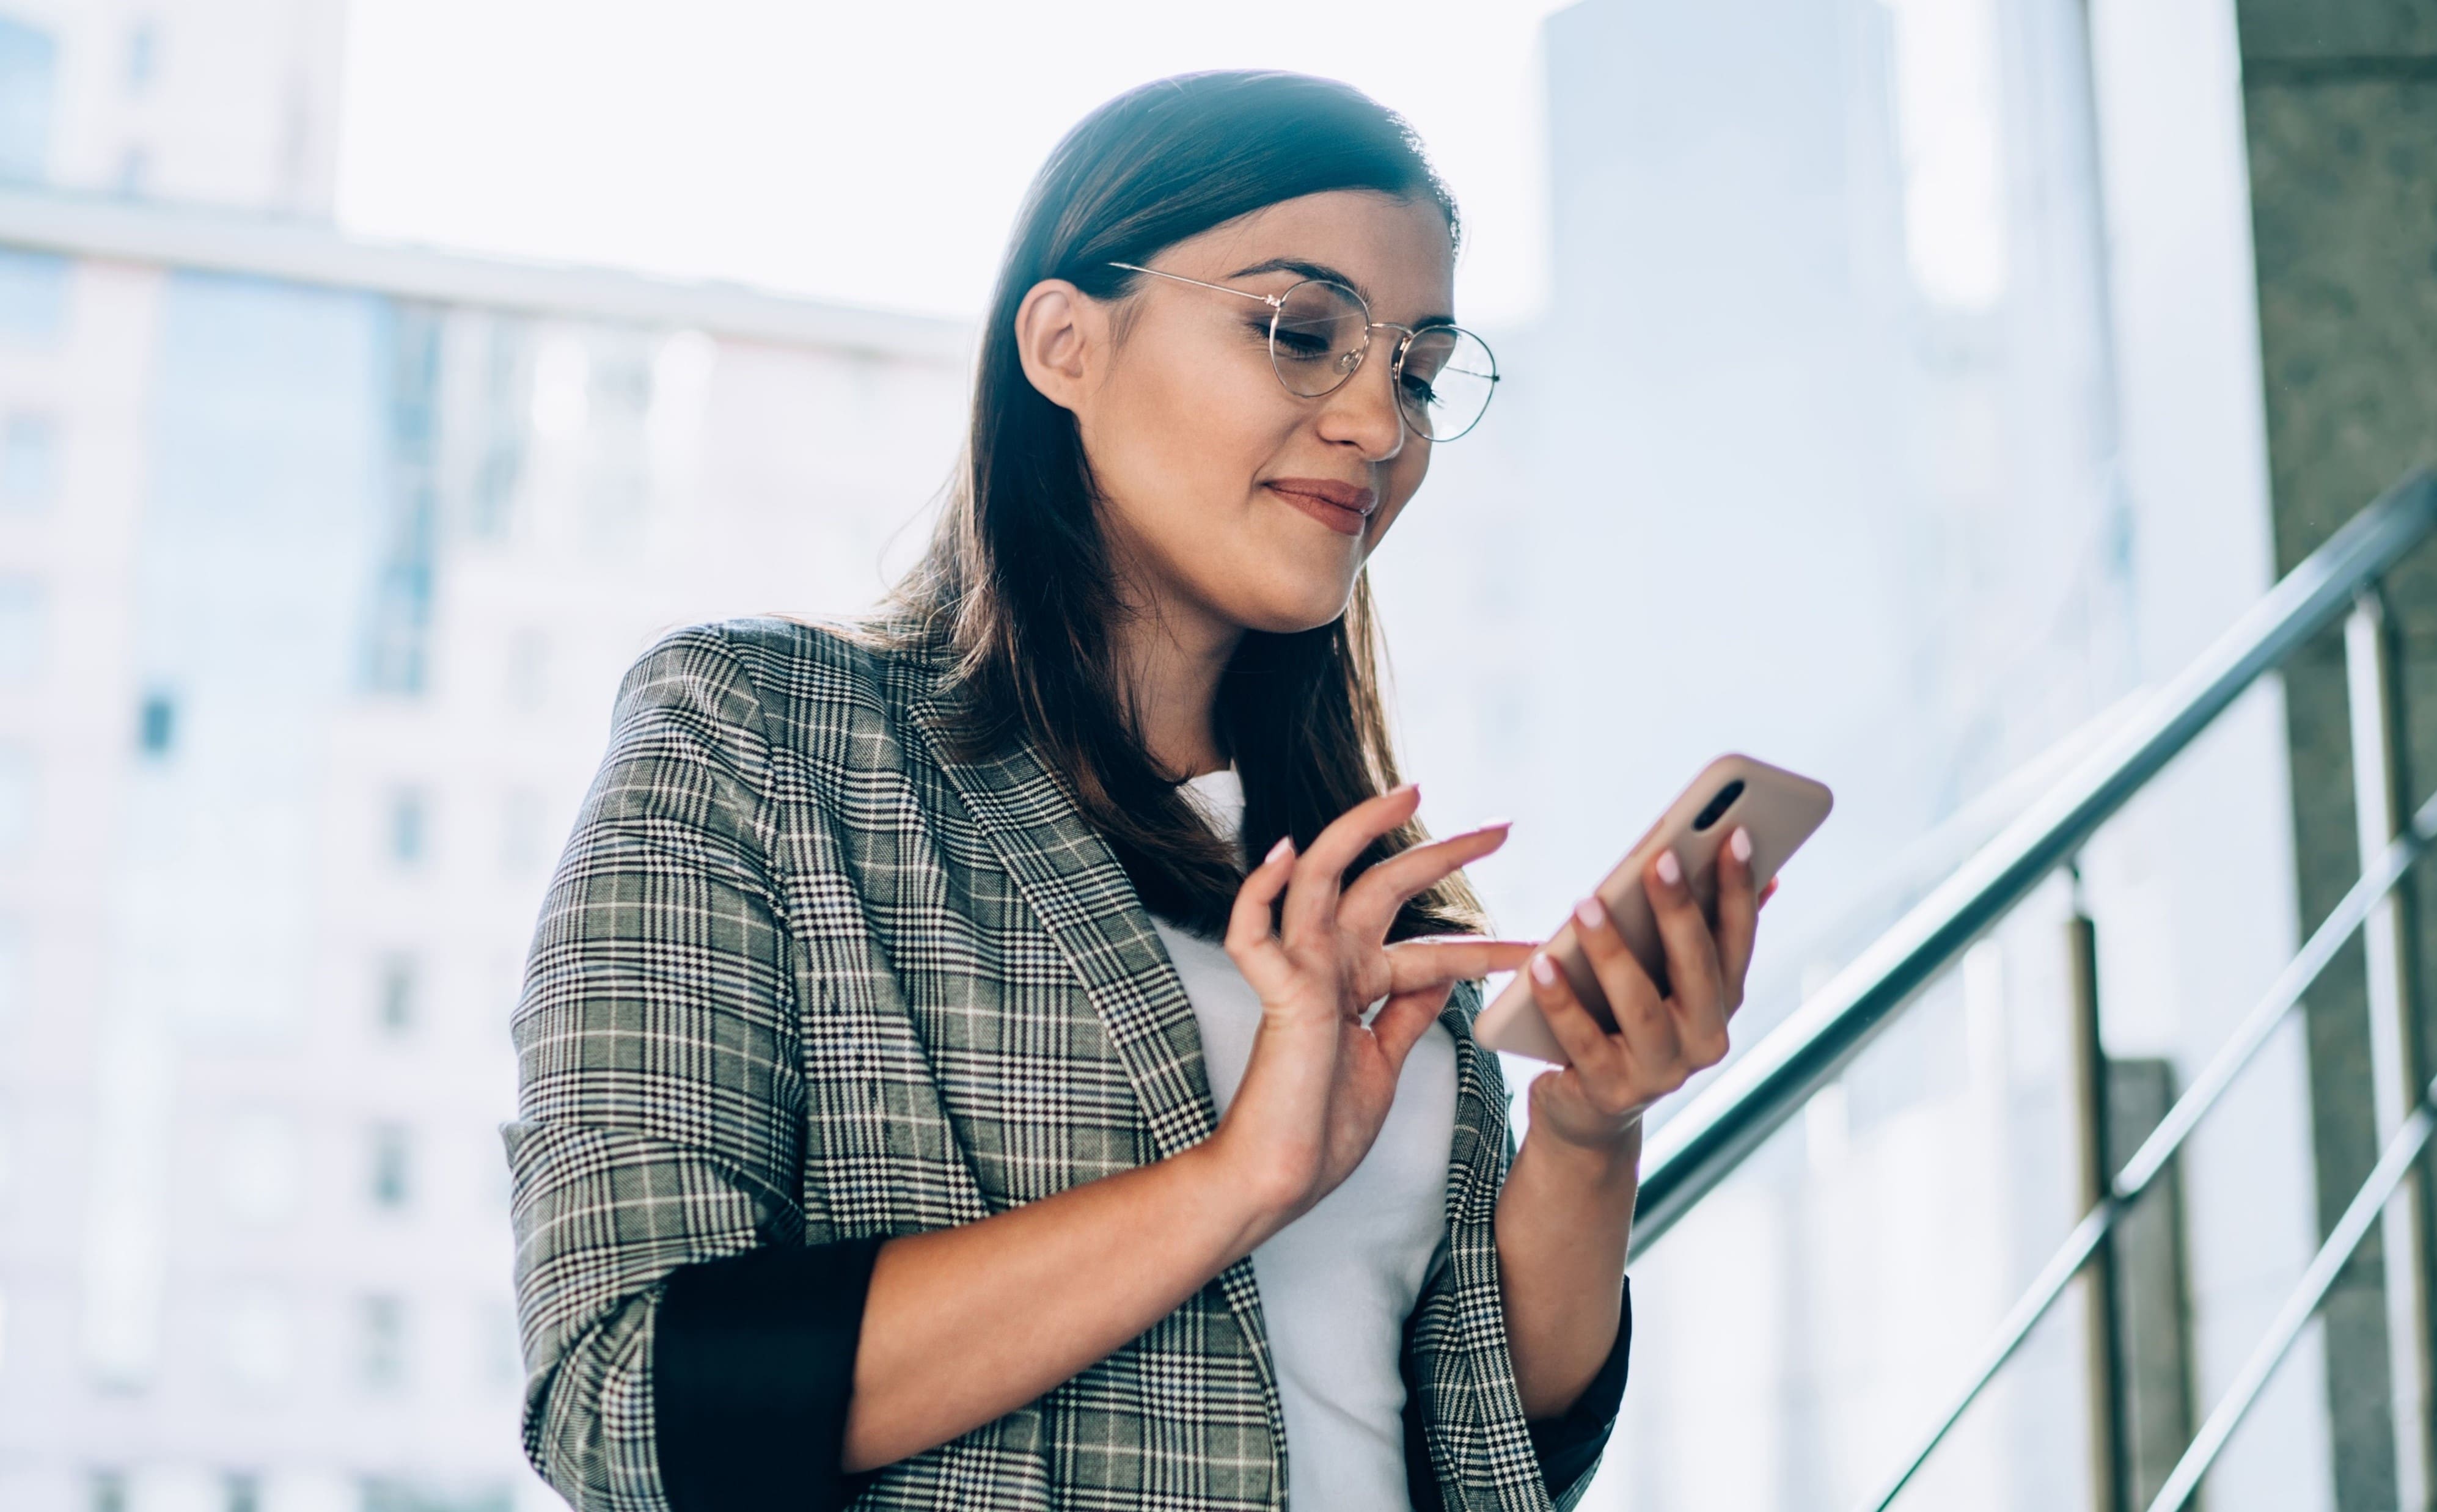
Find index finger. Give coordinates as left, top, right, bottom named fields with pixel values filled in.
left=1280, top=783, right=1424, bottom=949
left=1338, top=822, right=1512, bottom=941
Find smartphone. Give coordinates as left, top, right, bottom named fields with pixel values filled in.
left=1473, top=753, right=1833, bottom=1065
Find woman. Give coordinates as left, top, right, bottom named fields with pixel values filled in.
left=507, top=70, right=1765, bottom=1512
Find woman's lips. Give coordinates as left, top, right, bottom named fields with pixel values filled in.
left=1266, top=480, right=1375, bottom=537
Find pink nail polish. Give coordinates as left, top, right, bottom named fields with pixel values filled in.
left=1655, top=849, right=1683, bottom=886
left=1573, top=896, right=1606, bottom=930
left=1729, top=826, right=1753, bottom=863
left=1530, top=955, right=1558, bottom=985
left=1266, top=835, right=1292, bottom=863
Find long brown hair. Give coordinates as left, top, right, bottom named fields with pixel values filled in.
left=867, top=71, right=1487, bottom=943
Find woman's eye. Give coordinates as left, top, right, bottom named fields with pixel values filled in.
left=1400, top=373, right=1438, bottom=406
left=1273, top=328, right=1335, bottom=360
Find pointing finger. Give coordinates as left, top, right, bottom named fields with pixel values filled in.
left=1339, top=822, right=1511, bottom=941
left=1280, top=783, right=1423, bottom=952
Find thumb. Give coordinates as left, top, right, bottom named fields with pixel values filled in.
left=1369, top=984, right=1452, bottom=1078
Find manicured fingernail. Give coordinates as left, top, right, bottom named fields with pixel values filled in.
left=1530, top=955, right=1558, bottom=985
left=1479, top=816, right=1514, bottom=830
left=1729, top=826, right=1753, bottom=863
left=1573, top=895, right=1606, bottom=930
left=1266, top=835, right=1292, bottom=863
left=1395, top=781, right=1421, bottom=800
left=1656, top=849, right=1683, bottom=886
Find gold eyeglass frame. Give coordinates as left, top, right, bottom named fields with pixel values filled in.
left=1104, top=261, right=1500, bottom=442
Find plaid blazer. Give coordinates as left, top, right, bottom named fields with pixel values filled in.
left=505, top=617, right=1616, bottom=1511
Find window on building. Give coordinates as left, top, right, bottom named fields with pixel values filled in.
left=224, top=1474, right=261, bottom=1512
left=87, top=1470, right=127, bottom=1512
left=115, top=146, right=148, bottom=197
left=0, top=18, right=56, bottom=186
left=124, top=22, right=156, bottom=92
left=137, top=691, right=174, bottom=757
left=377, top=954, right=416, bottom=1035
left=388, top=788, right=427, bottom=866
left=0, top=577, right=46, bottom=682
left=0, top=413, right=56, bottom=509
left=472, top=442, right=522, bottom=538
left=369, top=1123, right=411, bottom=1210
left=470, top=322, right=530, bottom=540
left=0, top=251, right=65, bottom=343
left=362, top=311, right=442, bottom=695
left=357, top=1295, right=405, bottom=1390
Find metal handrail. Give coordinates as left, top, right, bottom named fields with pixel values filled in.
left=1855, top=788, right=2437, bottom=1510
left=2145, top=1080, right=2437, bottom=1511
left=1634, top=467, right=2437, bottom=1249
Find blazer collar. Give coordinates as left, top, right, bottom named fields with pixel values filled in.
left=893, top=650, right=1223, bottom=1165
left=895, top=648, right=1298, bottom=1441
left=885, top=629, right=1497, bottom=1156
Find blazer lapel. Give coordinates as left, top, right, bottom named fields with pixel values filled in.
left=897, top=670, right=1291, bottom=1448
left=900, top=679, right=1222, bottom=1160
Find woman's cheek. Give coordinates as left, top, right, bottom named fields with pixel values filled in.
left=1371, top=473, right=1426, bottom=543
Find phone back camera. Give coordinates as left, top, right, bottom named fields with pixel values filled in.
left=1692, top=779, right=1745, bottom=831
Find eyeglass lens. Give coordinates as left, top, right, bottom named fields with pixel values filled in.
left=1268, top=280, right=1497, bottom=441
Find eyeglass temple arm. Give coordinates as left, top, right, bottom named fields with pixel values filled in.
left=1105, top=262, right=1284, bottom=309
left=1105, top=261, right=1483, bottom=352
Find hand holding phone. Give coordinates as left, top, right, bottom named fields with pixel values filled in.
left=1474, top=754, right=1831, bottom=1065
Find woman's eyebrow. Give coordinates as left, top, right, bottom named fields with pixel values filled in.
left=1225, top=256, right=1360, bottom=291
left=1223, top=257, right=1456, bottom=329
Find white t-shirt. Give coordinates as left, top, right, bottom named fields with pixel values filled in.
left=1151, top=766, right=1456, bottom=1512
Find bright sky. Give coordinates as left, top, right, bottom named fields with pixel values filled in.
left=336, top=0, right=1578, bottom=327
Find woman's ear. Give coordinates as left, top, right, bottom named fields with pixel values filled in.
left=1013, top=278, right=1102, bottom=415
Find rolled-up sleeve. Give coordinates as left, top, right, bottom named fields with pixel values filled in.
left=505, top=627, right=872, bottom=1512
left=1400, top=1275, right=1630, bottom=1512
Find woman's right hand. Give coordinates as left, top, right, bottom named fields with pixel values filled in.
left=841, top=786, right=1526, bottom=1470
left=1214, top=783, right=1535, bottom=1236
left=844, top=784, right=1528, bottom=1473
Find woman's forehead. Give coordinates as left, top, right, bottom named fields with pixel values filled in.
left=1173, top=191, right=1457, bottom=322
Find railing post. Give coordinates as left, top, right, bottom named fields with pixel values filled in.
left=2069, top=880, right=2131, bottom=1512
left=2345, top=586, right=2437, bottom=1512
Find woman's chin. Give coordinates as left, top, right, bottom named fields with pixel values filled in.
left=1225, top=582, right=1362, bottom=638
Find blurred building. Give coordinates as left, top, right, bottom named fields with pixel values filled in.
left=0, top=4, right=966, bottom=1510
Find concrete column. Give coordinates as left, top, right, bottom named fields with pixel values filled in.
left=2234, top=4, right=2437, bottom=1507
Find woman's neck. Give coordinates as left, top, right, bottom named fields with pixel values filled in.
left=1110, top=590, right=1240, bottom=783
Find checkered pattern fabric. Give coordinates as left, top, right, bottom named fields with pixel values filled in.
left=505, top=618, right=1592, bottom=1511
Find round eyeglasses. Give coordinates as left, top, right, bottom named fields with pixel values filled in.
left=1106, top=261, right=1500, bottom=442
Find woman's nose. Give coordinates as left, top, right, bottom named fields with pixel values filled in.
left=1315, top=341, right=1407, bottom=462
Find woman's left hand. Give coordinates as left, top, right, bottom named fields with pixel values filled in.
left=1522, top=827, right=1776, bottom=1152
